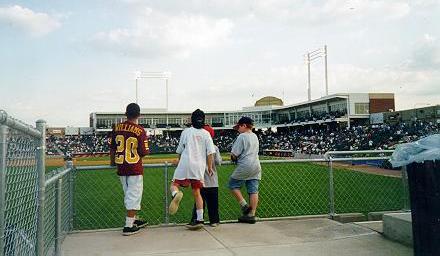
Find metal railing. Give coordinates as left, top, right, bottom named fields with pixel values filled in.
left=0, top=111, right=73, bottom=256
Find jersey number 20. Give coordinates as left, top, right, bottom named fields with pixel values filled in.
left=114, top=135, right=140, bottom=164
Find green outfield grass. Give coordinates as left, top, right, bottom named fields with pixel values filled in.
left=72, top=162, right=404, bottom=230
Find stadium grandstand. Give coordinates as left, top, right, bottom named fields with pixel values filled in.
left=45, top=93, right=439, bottom=157
left=89, top=93, right=395, bottom=131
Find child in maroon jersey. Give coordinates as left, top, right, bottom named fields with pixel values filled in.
left=110, top=103, right=149, bottom=236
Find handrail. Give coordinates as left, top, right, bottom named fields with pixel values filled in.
left=324, top=150, right=394, bottom=160
left=327, top=156, right=390, bottom=161
left=74, top=156, right=392, bottom=171
left=0, top=110, right=42, bottom=139
left=45, top=168, right=72, bottom=187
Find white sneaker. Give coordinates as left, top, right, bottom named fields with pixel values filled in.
left=169, top=191, right=183, bottom=215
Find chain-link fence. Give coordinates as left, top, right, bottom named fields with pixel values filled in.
left=0, top=112, right=45, bottom=256
left=42, top=168, right=73, bottom=256
left=73, top=166, right=165, bottom=229
left=324, top=151, right=407, bottom=217
left=331, top=159, right=404, bottom=215
left=2, top=129, right=39, bottom=256
left=73, top=156, right=408, bottom=230
left=0, top=111, right=73, bottom=256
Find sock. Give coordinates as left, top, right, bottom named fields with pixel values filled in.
left=125, top=217, right=135, bottom=228
left=239, top=199, right=248, bottom=207
left=171, top=190, right=178, bottom=198
left=196, top=209, right=204, bottom=221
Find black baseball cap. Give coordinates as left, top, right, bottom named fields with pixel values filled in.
left=125, top=103, right=140, bottom=118
left=191, top=109, right=205, bottom=129
left=233, top=116, right=254, bottom=130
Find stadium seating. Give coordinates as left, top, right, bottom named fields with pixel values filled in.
left=46, top=121, right=440, bottom=156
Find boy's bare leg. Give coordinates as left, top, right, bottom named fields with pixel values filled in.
left=193, top=188, right=203, bottom=210
left=186, top=187, right=205, bottom=230
left=170, top=183, right=180, bottom=195
left=192, top=188, right=205, bottom=224
left=231, top=189, right=245, bottom=203
left=127, top=210, right=136, bottom=218
left=231, top=189, right=252, bottom=215
left=249, top=193, right=259, bottom=216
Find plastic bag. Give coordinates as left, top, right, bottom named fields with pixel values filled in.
left=390, top=134, right=440, bottom=167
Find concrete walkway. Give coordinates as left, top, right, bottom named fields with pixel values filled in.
left=63, top=218, right=412, bottom=256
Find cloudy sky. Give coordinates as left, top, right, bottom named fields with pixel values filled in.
left=1, top=0, right=439, bottom=126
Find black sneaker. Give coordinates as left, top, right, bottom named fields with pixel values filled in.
left=122, top=225, right=140, bottom=236
left=241, top=205, right=252, bottom=215
left=134, top=219, right=148, bottom=228
left=186, top=220, right=204, bottom=230
left=238, top=215, right=256, bottom=224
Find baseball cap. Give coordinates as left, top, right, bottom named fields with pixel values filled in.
left=203, top=124, right=215, bottom=138
left=233, top=116, right=254, bottom=130
left=125, top=103, right=140, bottom=118
left=191, top=109, right=205, bottom=129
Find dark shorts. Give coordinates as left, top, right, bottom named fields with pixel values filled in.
left=173, top=179, right=204, bottom=189
left=228, top=178, right=259, bottom=194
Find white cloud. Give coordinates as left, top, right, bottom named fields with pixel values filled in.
left=120, top=0, right=411, bottom=24
left=185, top=62, right=440, bottom=112
left=0, top=5, right=61, bottom=37
left=93, top=10, right=234, bottom=58
left=94, top=0, right=413, bottom=58
left=315, top=63, right=440, bottom=111
left=407, top=34, right=440, bottom=70
left=411, top=0, right=440, bottom=8
left=248, top=0, right=410, bottom=24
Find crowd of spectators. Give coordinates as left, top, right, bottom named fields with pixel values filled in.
left=257, top=121, right=439, bottom=155
left=46, top=121, right=440, bottom=156
left=46, top=134, right=109, bottom=156
left=148, top=134, right=179, bottom=153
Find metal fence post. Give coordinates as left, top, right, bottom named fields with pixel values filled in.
left=328, top=157, right=336, bottom=218
left=55, top=178, right=62, bottom=256
left=66, top=161, right=74, bottom=231
left=0, top=125, right=8, bottom=256
left=401, top=166, right=410, bottom=211
left=164, top=162, right=169, bottom=224
left=36, top=120, right=46, bottom=256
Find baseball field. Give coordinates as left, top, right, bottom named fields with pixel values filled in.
left=46, top=155, right=404, bottom=230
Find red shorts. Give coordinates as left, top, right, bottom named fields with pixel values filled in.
left=173, top=179, right=204, bottom=189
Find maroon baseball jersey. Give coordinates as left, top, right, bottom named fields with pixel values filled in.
left=110, top=121, right=149, bottom=176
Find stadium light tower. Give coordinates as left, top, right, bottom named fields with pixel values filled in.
left=304, top=45, right=328, bottom=101
left=135, top=71, right=171, bottom=110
